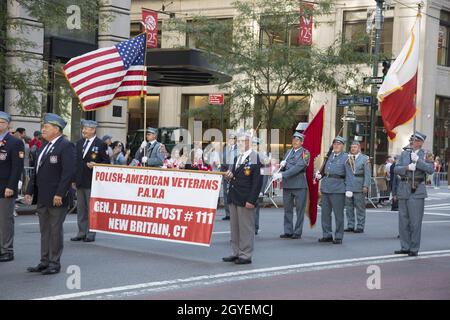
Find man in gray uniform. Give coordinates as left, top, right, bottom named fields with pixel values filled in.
left=393, top=131, right=434, bottom=256
left=130, top=127, right=165, bottom=167
left=344, top=141, right=371, bottom=233
left=273, top=132, right=310, bottom=239
left=315, top=136, right=354, bottom=244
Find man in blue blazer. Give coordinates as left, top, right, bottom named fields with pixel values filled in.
left=0, top=111, right=24, bottom=262
left=25, top=113, right=75, bottom=275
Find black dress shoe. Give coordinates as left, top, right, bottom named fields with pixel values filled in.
left=280, top=233, right=293, bottom=239
left=255, top=230, right=259, bottom=235
left=70, top=236, right=85, bottom=241
left=234, top=258, right=252, bottom=265
left=83, top=237, right=95, bottom=242
left=344, top=228, right=354, bottom=232
left=394, top=250, right=410, bottom=254
left=354, top=229, right=364, bottom=233
left=408, top=252, right=418, bottom=257
left=222, top=256, right=238, bottom=262
left=318, top=237, right=333, bottom=243
left=27, top=264, right=48, bottom=273
left=333, top=239, right=343, bottom=244
left=291, top=234, right=301, bottom=239
left=222, top=216, right=230, bottom=221
left=41, top=267, right=61, bottom=275
left=0, top=253, right=14, bottom=262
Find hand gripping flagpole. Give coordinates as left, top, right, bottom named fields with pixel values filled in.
left=264, top=148, right=293, bottom=195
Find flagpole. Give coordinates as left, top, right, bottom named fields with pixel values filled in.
left=141, top=21, right=149, bottom=165
left=412, top=3, right=423, bottom=192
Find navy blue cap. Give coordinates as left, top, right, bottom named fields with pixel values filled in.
left=44, top=113, right=67, bottom=130
left=81, top=120, right=98, bottom=128
left=0, top=111, right=11, bottom=123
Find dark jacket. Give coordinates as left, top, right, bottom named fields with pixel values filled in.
left=227, top=150, right=262, bottom=207
left=27, top=136, right=76, bottom=207
left=75, top=137, right=110, bottom=189
left=0, top=133, right=24, bottom=198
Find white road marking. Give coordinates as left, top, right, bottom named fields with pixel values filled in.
left=368, top=210, right=450, bottom=217
left=423, top=220, right=450, bottom=224
left=212, top=231, right=230, bottom=234
left=34, top=249, right=450, bottom=300
left=19, top=221, right=77, bottom=226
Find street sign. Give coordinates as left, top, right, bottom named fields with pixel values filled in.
left=364, top=77, right=384, bottom=85
left=337, top=96, right=372, bottom=107
left=208, top=93, right=224, bottom=105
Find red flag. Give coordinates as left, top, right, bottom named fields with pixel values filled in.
left=142, top=9, right=158, bottom=48
left=298, top=3, right=314, bottom=45
left=302, top=105, right=324, bottom=227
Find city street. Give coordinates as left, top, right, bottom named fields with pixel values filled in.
left=1, top=186, right=449, bottom=300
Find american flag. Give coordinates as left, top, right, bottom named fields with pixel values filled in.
left=63, top=33, right=147, bottom=111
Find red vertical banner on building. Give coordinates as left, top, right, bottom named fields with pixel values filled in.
left=298, top=3, right=314, bottom=45
left=142, top=9, right=158, bottom=48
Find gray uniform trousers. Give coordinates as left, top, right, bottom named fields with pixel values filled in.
left=76, top=188, right=96, bottom=238
left=345, top=192, right=366, bottom=230
left=398, top=198, right=424, bottom=253
left=229, top=204, right=255, bottom=260
left=321, top=193, right=345, bottom=240
left=283, top=188, right=307, bottom=236
left=36, top=204, right=68, bottom=268
left=0, top=198, right=15, bottom=254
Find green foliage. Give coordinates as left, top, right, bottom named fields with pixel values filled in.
left=0, top=0, right=112, bottom=115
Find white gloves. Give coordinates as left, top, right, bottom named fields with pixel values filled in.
left=280, top=160, right=287, bottom=168
left=141, top=156, right=148, bottom=164
left=410, top=152, right=419, bottom=162
left=273, top=172, right=282, bottom=181
left=345, top=191, right=353, bottom=198
left=140, top=141, right=147, bottom=149
left=315, top=171, right=322, bottom=180
left=408, top=163, right=416, bottom=171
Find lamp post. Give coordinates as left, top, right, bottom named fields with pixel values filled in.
left=369, top=0, right=384, bottom=166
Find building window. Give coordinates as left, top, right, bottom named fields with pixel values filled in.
left=186, top=18, right=233, bottom=54
left=438, top=11, right=450, bottom=67
left=259, top=16, right=301, bottom=48
left=335, top=104, right=388, bottom=165
left=131, top=22, right=161, bottom=47
left=343, top=10, right=394, bottom=58
left=254, top=95, right=310, bottom=154
left=181, top=94, right=230, bottom=141
left=434, top=96, right=450, bottom=162
left=127, top=95, right=160, bottom=135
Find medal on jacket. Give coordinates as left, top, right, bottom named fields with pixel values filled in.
left=91, top=146, right=98, bottom=160
left=243, top=159, right=251, bottom=176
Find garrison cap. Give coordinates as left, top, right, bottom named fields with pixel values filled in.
left=0, top=111, right=11, bottom=123
left=81, top=120, right=99, bottom=128
left=43, top=113, right=67, bottom=130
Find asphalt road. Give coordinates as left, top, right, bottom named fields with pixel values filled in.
left=1, top=186, right=449, bottom=300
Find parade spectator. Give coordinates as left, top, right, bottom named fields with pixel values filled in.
left=390, top=156, right=399, bottom=211
left=111, top=141, right=130, bottom=165
left=102, top=135, right=114, bottom=162
left=376, top=162, right=389, bottom=206
left=433, top=156, right=442, bottom=189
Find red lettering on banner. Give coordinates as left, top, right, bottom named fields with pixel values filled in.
left=89, top=197, right=216, bottom=245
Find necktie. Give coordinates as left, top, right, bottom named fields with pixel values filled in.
left=37, top=142, right=52, bottom=171
left=82, top=139, right=89, bottom=157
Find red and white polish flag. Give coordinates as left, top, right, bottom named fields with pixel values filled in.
left=377, top=16, right=421, bottom=140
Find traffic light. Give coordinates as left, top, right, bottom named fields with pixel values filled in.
left=382, top=60, right=391, bottom=80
